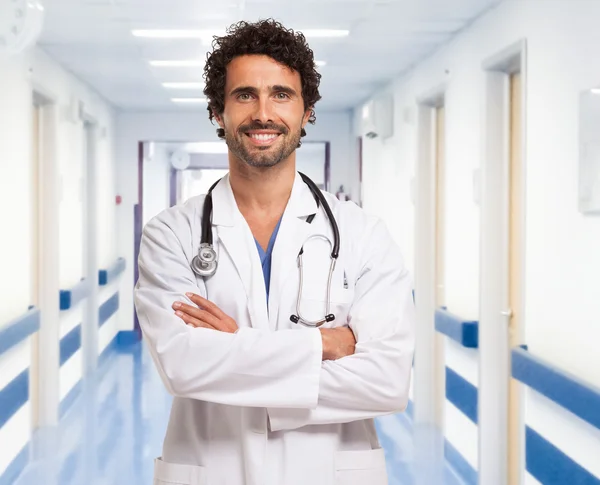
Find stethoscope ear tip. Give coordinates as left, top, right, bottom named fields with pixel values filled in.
left=290, top=315, right=300, bottom=324
left=326, top=314, right=335, bottom=322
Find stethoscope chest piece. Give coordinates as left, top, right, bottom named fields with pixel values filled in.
left=191, top=243, right=218, bottom=277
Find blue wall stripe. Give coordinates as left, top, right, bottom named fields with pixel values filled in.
left=512, top=347, right=600, bottom=431
left=0, top=369, right=29, bottom=428
left=446, top=367, right=478, bottom=424
left=435, top=308, right=479, bottom=348
left=0, top=442, right=29, bottom=485
left=60, top=278, right=91, bottom=311
left=98, top=293, right=119, bottom=328
left=98, top=257, right=126, bottom=286
left=59, top=324, right=82, bottom=366
left=526, top=426, right=600, bottom=484
left=0, top=307, right=40, bottom=356
left=444, top=439, right=477, bottom=485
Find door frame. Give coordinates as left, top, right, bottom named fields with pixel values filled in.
left=413, top=82, right=447, bottom=431
left=32, top=85, right=61, bottom=427
left=479, top=39, right=528, bottom=485
left=79, top=104, right=100, bottom=375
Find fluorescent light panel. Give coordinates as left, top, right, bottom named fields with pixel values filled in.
left=154, top=60, right=325, bottom=68
left=134, top=29, right=349, bottom=39
left=163, top=82, right=204, bottom=89
left=172, top=98, right=207, bottom=103
left=591, top=88, right=600, bottom=94
left=133, top=29, right=222, bottom=39
left=150, top=60, right=203, bottom=67
left=183, top=142, right=228, bottom=154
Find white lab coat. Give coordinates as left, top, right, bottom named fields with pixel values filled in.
left=134, top=172, right=415, bottom=485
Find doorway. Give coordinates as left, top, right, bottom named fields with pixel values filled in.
left=480, top=40, right=527, bottom=485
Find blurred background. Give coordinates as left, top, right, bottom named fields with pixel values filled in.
left=1, top=0, right=600, bottom=484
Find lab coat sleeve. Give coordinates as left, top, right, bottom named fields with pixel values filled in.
left=134, top=214, right=323, bottom=409
left=267, top=218, right=415, bottom=431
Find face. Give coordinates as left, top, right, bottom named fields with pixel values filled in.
left=215, top=54, right=311, bottom=168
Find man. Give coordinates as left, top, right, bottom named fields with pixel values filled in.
left=135, top=19, right=415, bottom=485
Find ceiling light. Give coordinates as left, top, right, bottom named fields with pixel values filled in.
left=591, top=88, right=600, bottom=94
left=134, top=28, right=349, bottom=40
left=163, top=82, right=205, bottom=89
left=315, top=61, right=326, bottom=67
left=172, top=98, right=207, bottom=103
left=301, top=29, right=349, bottom=38
left=150, top=60, right=203, bottom=67
left=133, top=29, right=223, bottom=39
left=183, top=142, right=228, bottom=154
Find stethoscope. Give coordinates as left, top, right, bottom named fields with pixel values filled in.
left=191, top=172, right=340, bottom=327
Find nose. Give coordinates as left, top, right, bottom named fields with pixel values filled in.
left=252, top=95, right=275, bottom=124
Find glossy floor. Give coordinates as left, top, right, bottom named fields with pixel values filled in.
left=8, top=342, right=466, bottom=485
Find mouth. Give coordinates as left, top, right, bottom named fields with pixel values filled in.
left=244, top=132, right=281, bottom=147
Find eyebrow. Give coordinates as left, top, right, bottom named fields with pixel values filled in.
left=229, top=85, right=299, bottom=97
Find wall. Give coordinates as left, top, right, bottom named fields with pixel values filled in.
left=355, top=0, right=600, bottom=481
left=116, top=109, right=356, bottom=335
left=142, top=143, right=171, bottom=226
left=0, top=46, right=118, bottom=479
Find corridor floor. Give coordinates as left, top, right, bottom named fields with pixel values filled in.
left=8, top=341, right=465, bottom=485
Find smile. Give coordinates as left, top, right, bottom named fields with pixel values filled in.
left=245, top=133, right=281, bottom=146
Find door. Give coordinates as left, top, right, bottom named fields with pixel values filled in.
left=508, top=71, right=524, bottom=485
left=30, top=103, right=41, bottom=428
left=434, top=105, right=446, bottom=427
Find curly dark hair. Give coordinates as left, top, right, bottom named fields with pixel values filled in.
left=203, top=19, right=322, bottom=126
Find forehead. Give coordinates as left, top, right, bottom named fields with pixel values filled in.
left=225, top=55, right=301, bottom=90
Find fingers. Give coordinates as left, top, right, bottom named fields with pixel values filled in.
left=174, top=310, right=216, bottom=330
left=186, top=292, right=227, bottom=319
left=173, top=301, right=219, bottom=328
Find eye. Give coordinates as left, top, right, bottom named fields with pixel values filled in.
left=275, top=92, right=290, bottom=100
left=237, top=93, right=252, bottom=101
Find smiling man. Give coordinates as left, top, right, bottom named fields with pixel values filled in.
left=134, top=19, right=415, bottom=485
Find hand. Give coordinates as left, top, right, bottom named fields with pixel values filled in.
left=319, top=327, right=356, bottom=361
left=172, top=292, right=238, bottom=334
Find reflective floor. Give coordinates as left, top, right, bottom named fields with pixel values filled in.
left=8, top=341, right=465, bottom=485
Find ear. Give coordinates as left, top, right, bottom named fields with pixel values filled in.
left=213, top=110, right=225, bottom=128
left=302, top=108, right=312, bottom=127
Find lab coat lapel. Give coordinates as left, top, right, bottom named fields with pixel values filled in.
left=212, top=176, right=269, bottom=330
left=268, top=173, right=320, bottom=330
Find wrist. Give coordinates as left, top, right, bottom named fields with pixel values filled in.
left=319, top=329, right=330, bottom=361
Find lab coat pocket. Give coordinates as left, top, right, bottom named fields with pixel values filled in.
left=299, top=289, right=353, bottom=326
left=153, top=457, right=207, bottom=485
left=334, top=448, right=388, bottom=485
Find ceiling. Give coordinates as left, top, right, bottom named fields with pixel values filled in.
left=38, top=0, right=502, bottom=112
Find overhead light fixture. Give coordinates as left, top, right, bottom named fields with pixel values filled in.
left=163, top=82, right=205, bottom=89
left=301, top=29, right=349, bottom=38
left=172, top=98, right=207, bottom=103
left=134, top=28, right=349, bottom=40
left=133, top=29, right=223, bottom=39
left=150, top=60, right=203, bottom=67
left=591, top=88, right=600, bottom=94
left=183, top=142, right=228, bottom=154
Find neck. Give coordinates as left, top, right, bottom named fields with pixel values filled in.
left=228, top=154, right=296, bottom=214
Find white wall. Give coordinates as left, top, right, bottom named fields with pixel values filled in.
left=142, top=142, right=171, bottom=226
left=32, top=49, right=118, bottom=286
left=355, top=0, right=600, bottom=479
left=0, top=45, right=118, bottom=478
left=116, top=109, right=356, bottom=334
left=0, top=53, right=34, bottom=323
left=297, top=141, right=327, bottom=188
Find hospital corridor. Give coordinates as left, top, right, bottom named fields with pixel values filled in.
left=2, top=1, right=600, bottom=484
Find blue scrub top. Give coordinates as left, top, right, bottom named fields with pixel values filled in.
left=254, top=217, right=283, bottom=304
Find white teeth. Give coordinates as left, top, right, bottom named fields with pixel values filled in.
left=249, top=134, right=278, bottom=141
